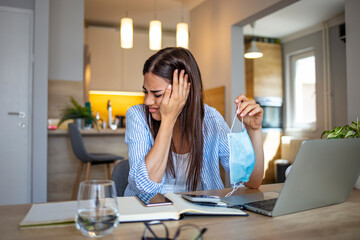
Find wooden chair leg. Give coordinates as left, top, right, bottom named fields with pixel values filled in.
left=85, top=162, right=91, bottom=180
left=72, top=162, right=84, bottom=200
left=107, top=163, right=112, bottom=180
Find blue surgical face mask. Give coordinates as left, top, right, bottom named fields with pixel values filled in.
left=226, top=106, right=255, bottom=197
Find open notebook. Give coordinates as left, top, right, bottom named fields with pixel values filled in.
left=20, top=193, right=247, bottom=228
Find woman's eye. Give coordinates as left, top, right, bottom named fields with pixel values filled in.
left=154, top=94, right=162, bottom=98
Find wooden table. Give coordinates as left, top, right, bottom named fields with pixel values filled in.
left=1, top=184, right=360, bottom=240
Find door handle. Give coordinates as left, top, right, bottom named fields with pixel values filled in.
left=8, top=112, right=26, bottom=118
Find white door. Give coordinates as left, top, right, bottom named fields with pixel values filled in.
left=0, top=6, right=33, bottom=205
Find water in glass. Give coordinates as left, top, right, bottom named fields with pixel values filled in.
left=75, top=180, right=119, bottom=238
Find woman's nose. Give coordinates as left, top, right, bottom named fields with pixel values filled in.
left=144, top=95, right=155, bottom=106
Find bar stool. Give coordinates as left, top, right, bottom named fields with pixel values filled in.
left=68, top=123, right=125, bottom=199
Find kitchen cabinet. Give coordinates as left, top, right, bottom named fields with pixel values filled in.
left=86, top=26, right=176, bottom=92
left=245, top=41, right=283, bottom=98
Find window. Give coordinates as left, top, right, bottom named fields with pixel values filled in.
left=288, top=50, right=316, bottom=130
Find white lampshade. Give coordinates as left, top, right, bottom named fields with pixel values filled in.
left=176, top=22, right=189, bottom=49
left=120, top=17, right=133, bottom=49
left=244, top=40, right=263, bottom=59
left=149, top=20, right=162, bottom=50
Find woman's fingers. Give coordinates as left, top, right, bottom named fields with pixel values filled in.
left=160, top=69, right=190, bottom=122
left=235, top=94, right=248, bottom=105
left=234, top=94, right=263, bottom=130
left=182, top=73, right=189, bottom=99
left=248, top=106, right=262, bottom=117
left=235, top=95, right=248, bottom=114
left=238, top=100, right=257, bottom=117
left=172, top=69, right=189, bottom=101
left=172, top=69, right=179, bottom=99
left=162, top=84, right=172, bottom=105
left=178, top=70, right=184, bottom=98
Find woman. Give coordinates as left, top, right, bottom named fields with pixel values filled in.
left=124, top=47, right=264, bottom=196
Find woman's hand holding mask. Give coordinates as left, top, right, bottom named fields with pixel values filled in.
left=233, top=95, right=264, bottom=189
left=160, top=69, right=190, bottom=123
left=234, top=95, right=263, bottom=131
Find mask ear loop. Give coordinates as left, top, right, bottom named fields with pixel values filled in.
left=225, top=102, right=244, bottom=198
left=225, top=183, right=242, bottom=197
left=230, top=103, right=244, bottom=133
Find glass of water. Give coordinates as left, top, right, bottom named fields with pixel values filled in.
left=75, top=180, right=119, bottom=238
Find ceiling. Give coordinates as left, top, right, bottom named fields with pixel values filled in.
left=85, top=0, right=205, bottom=30
left=241, top=0, right=344, bottom=39
left=85, top=0, right=345, bottom=38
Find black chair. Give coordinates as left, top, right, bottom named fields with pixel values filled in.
left=111, top=159, right=130, bottom=197
left=68, top=123, right=125, bottom=199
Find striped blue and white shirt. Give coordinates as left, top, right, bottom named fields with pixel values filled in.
left=123, top=104, right=231, bottom=196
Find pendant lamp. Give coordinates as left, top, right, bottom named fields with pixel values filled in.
left=176, top=23, right=188, bottom=48
left=176, top=1, right=189, bottom=48
left=244, top=23, right=263, bottom=59
left=244, top=40, right=263, bottom=59
left=149, top=20, right=162, bottom=50
left=120, top=17, right=133, bottom=49
left=149, top=0, right=162, bottom=50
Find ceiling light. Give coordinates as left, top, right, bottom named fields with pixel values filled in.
left=244, top=22, right=263, bottom=59
left=176, top=22, right=189, bottom=48
left=120, top=17, right=133, bottom=49
left=176, top=1, right=188, bottom=49
left=149, top=0, right=162, bottom=50
left=244, top=40, right=263, bottom=59
left=149, top=20, right=162, bottom=50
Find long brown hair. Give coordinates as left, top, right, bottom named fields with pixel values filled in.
left=143, top=47, right=205, bottom=191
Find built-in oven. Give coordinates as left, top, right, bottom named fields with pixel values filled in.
left=255, top=96, right=283, bottom=129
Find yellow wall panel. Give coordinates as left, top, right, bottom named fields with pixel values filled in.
left=89, top=91, right=144, bottom=123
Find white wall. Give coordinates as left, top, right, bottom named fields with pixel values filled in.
left=49, top=0, right=84, bottom=81
left=0, top=0, right=33, bottom=9
left=345, top=0, right=360, bottom=123
left=329, top=24, right=347, bottom=127
left=87, top=26, right=176, bottom=92
left=190, top=0, right=296, bottom=124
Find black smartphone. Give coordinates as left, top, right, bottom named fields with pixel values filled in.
left=136, top=193, right=173, bottom=207
left=181, top=194, right=221, bottom=203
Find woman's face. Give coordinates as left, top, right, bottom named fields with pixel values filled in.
left=143, top=72, right=170, bottom=121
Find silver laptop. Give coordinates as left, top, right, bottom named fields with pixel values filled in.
left=222, top=138, right=360, bottom=217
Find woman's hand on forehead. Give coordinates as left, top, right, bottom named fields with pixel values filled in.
left=159, top=69, right=191, bottom=123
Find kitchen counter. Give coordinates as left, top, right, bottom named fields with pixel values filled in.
left=47, top=128, right=128, bottom=202
left=48, top=128, right=126, bottom=136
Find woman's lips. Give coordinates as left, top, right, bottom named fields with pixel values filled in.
left=149, top=107, right=158, bottom=113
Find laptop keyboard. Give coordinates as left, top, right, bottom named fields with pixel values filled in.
left=245, top=198, right=277, bottom=212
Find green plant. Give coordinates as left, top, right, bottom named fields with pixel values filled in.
left=57, top=97, right=97, bottom=127
left=321, top=120, right=360, bottom=139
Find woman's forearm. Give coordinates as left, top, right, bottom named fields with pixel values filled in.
left=245, top=127, right=264, bottom=188
left=145, top=119, right=175, bottom=183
